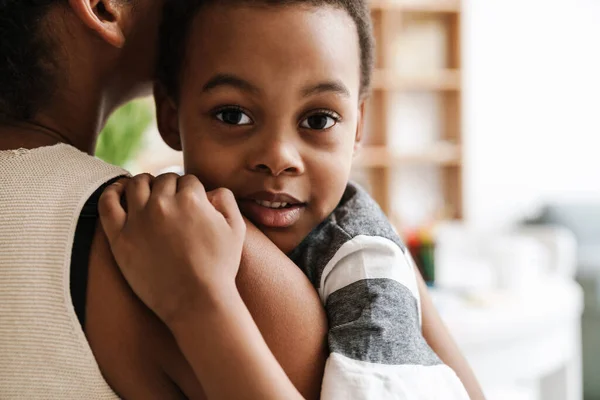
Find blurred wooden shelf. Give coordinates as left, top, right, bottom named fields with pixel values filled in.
left=372, top=69, right=461, bottom=91
left=370, top=0, right=460, bottom=13
left=366, top=0, right=463, bottom=220
left=353, top=143, right=461, bottom=167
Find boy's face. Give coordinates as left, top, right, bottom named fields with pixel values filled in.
left=157, top=4, right=365, bottom=253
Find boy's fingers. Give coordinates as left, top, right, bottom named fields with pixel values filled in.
left=126, top=173, right=154, bottom=214
left=208, top=188, right=244, bottom=233
left=99, top=180, right=128, bottom=244
left=151, top=173, right=179, bottom=198
left=177, top=174, right=208, bottom=201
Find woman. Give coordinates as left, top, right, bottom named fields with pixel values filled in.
left=0, top=1, right=483, bottom=399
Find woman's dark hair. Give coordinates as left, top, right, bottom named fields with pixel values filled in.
left=0, top=0, right=132, bottom=123
left=157, top=0, right=375, bottom=102
left=0, top=0, right=61, bottom=122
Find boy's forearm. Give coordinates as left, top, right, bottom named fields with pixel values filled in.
left=417, top=271, right=486, bottom=400
left=235, top=220, right=327, bottom=399
left=169, top=284, right=303, bottom=400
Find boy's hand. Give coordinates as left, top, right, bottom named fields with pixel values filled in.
left=98, top=173, right=246, bottom=325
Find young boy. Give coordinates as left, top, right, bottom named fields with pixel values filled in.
left=120, top=0, right=470, bottom=397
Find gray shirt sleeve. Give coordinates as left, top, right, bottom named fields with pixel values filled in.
left=290, top=183, right=470, bottom=399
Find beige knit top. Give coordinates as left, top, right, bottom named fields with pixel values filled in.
left=0, top=144, right=127, bottom=399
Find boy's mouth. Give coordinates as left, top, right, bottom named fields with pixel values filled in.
left=239, top=191, right=306, bottom=229
left=252, top=199, right=293, bottom=209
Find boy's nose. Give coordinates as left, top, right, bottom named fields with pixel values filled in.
left=249, top=140, right=305, bottom=177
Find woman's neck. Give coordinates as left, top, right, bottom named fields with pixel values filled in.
left=0, top=82, right=119, bottom=154
left=0, top=123, right=75, bottom=152
left=0, top=119, right=97, bottom=155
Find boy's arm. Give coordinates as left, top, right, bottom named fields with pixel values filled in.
left=237, top=221, right=328, bottom=397
left=417, top=270, right=486, bottom=400
left=87, top=222, right=326, bottom=400
left=316, top=235, right=470, bottom=400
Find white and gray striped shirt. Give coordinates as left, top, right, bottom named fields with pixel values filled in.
left=290, top=183, right=470, bottom=399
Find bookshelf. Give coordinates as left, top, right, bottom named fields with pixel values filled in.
left=355, top=0, right=463, bottom=227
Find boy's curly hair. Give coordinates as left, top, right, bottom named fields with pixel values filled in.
left=157, top=0, right=375, bottom=101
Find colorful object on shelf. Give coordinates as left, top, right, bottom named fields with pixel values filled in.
left=405, top=227, right=436, bottom=286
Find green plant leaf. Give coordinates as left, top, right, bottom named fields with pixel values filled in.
left=95, top=99, right=154, bottom=167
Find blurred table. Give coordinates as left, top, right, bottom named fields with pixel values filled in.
left=432, top=277, right=584, bottom=400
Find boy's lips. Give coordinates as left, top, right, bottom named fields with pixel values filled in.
left=239, top=191, right=305, bottom=228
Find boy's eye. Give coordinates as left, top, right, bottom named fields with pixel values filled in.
left=215, top=108, right=253, bottom=125
left=300, top=113, right=339, bottom=130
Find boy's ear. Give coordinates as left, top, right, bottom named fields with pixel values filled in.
left=68, top=0, right=129, bottom=48
left=154, top=83, right=182, bottom=151
left=354, top=101, right=366, bottom=152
